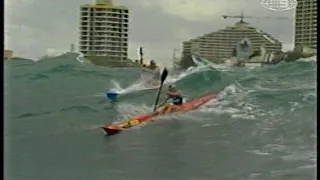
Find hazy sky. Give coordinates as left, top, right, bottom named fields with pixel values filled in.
left=5, top=0, right=295, bottom=66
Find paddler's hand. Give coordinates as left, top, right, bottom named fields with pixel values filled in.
left=157, top=101, right=167, bottom=108
left=156, top=104, right=163, bottom=109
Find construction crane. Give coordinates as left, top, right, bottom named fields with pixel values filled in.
left=222, top=10, right=291, bottom=24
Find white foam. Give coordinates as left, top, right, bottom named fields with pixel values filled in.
left=297, top=56, right=317, bottom=62
left=109, top=65, right=213, bottom=96
left=245, top=150, right=272, bottom=156
left=75, top=52, right=87, bottom=63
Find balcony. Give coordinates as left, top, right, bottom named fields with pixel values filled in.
left=81, top=13, right=89, bottom=16
left=94, top=28, right=107, bottom=32
left=94, top=18, right=107, bottom=22
left=94, top=12, right=107, bottom=16
left=80, top=7, right=89, bottom=11
left=92, top=23, right=107, bottom=27
left=81, top=18, right=89, bottom=21
left=80, top=28, right=88, bottom=32
left=80, top=32, right=89, bottom=36
left=122, top=15, right=129, bottom=19
left=80, top=22, right=89, bottom=26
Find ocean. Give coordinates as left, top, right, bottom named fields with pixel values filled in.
left=4, top=53, right=316, bottom=180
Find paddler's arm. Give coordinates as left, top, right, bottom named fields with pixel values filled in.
left=157, top=96, right=170, bottom=108
left=167, top=90, right=182, bottom=96
left=159, top=90, right=181, bottom=106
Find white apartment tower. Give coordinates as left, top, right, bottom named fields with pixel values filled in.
left=79, top=0, right=129, bottom=61
left=294, top=0, right=317, bottom=49
left=182, top=21, right=282, bottom=60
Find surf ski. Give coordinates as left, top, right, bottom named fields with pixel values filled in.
left=101, top=92, right=217, bottom=135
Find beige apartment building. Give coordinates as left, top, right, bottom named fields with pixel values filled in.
left=294, top=0, right=317, bottom=50
left=79, top=0, right=129, bottom=61
left=182, top=21, right=282, bottom=60
left=4, top=50, right=13, bottom=59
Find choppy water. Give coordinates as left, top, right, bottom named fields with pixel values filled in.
left=4, top=53, right=316, bottom=180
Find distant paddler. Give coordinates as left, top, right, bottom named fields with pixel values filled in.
left=143, top=60, right=161, bottom=86
left=149, top=60, right=161, bottom=79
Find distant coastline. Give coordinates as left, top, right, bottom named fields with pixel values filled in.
left=85, top=55, right=159, bottom=70
left=86, top=55, right=140, bottom=68
left=4, top=57, right=34, bottom=61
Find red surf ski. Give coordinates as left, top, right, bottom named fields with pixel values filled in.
left=101, top=92, right=217, bottom=135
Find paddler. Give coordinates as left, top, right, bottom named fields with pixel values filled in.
left=148, top=60, right=158, bottom=70
left=145, top=60, right=161, bottom=85
left=149, top=60, right=160, bottom=79
left=156, top=84, right=184, bottom=113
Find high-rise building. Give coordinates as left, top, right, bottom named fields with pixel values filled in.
left=79, top=0, right=129, bottom=61
left=294, top=0, right=317, bottom=49
left=4, top=50, right=13, bottom=59
left=182, top=21, right=282, bottom=60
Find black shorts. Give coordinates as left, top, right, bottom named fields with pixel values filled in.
left=172, top=97, right=183, bottom=105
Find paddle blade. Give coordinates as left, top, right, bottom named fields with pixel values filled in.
left=161, top=68, right=168, bottom=82
left=153, top=68, right=169, bottom=111
left=104, top=90, right=119, bottom=101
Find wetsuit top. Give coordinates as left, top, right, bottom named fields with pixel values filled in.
left=167, top=91, right=183, bottom=105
